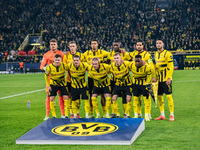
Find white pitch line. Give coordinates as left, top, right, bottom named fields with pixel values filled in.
left=0, top=88, right=45, bottom=100
left=174, top=80, right=200, bottom=83
left=0, top=80, right=199, bottom=100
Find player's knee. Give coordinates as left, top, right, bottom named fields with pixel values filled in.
left=112, top=95, right=117, bottom=101
left=63, top=95, right=69, bottom=100
left=126, top=96, right=131, bottom=102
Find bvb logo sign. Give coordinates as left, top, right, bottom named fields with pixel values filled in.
left=52, top=122, right=118, bottom=136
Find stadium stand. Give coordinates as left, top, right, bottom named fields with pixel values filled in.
left=0, top=0, right=199, bottom=64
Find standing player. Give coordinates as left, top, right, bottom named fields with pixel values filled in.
left=63, top=41, right=85, bottom=118
left=45, top=54, right=69, bottom=118
left=88, top=57, right=112, bottom=118
left=110, top=52, right=132, bottom=118
left=130, top=40, right=156, bottom=119
left=107, top=41, right=132, bottom=118
left=40, top=39, right=65, bottom=120
left=84, top=39, right=109, bottom=118
left=66, top=55, right=90, bottom=118
left=129, top=55, right=152, bottom=121
left=154, top=39, right=174, bottom=121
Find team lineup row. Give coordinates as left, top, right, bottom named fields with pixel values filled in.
left=40, top=39, right=175, bottom=121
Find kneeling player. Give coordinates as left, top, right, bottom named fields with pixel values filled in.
left=129, top=55, right=152, bottom=121
left=66, top=55, right=90, bottom=118
left=88, top=57, right=112, bottom=118
left=110, top=52, right=132, bottom=118
left=45, top=54, right=69, bottom=118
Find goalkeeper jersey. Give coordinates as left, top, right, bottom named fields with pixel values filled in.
left=40, top=50, right=64, bottom=70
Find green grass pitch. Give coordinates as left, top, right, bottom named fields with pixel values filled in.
left=0, top=70, right=199, bottom=150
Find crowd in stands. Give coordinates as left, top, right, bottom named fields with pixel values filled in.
left=0, top=0, right=199, bottom=64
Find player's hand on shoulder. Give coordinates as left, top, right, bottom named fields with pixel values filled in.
left=121, top=48, right=126, bottom=53
left=152, top=77, right=157, bottom=83
left=43, top=66, right=47, bottom=71
left=65, top=51, right=70, bottom=55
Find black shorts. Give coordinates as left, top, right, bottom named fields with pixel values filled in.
left=49, top=85, right=68, bottom=97
left=67, top=82, right=71, bottom=93
left=71, top=86, right=89, bottom=101
left=158, top=81, right=172, bottom=95
left=132, top=84, right=149, bottom=98
left=113, top=85, right=132, bottom=96
left=110, top=80, right=115, bottom=94
left=88, top=77, right=94, bottom=95
left=110, top=81, right=124, bottom=98
left=92, top=86, right=111, bottom=95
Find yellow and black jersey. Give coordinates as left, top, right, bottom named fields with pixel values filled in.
left=130, top=50, right=155, bottom=77
left=88, top=63, right=110, bottom=88
left=84, top=49, right=109, bottom=64
left=66, top=62, right=89, bottom=89
left=45, top=62, right=68, bottom=86
left=63, top=51, right=85, bottom=82
left=110, top=61, right=132, bottom=86
left=154, top=50, right=174, bottom=82
left=107, top=51, right=132, bottom=63
left=107, top=51, right=132, bottom=81
left=84, top=49, right=109, bottom=78
left=129, top=62, right=152, bottom=86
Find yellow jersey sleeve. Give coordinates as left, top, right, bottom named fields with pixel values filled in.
left=166, top=51, right=174, bottom=80
left=45, top=65, right=51, bottom=75
left=146, top=53, right=155, bottom=78
left=63, top=54, right=68, bottom=63
left=146, top=65, right=152, bottom=84
left=130, top=51, right=136, bottom=58
left=124, top=52, right=132, bottom=61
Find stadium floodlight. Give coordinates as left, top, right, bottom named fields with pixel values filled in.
left=31, top=43, right=41, bottom=46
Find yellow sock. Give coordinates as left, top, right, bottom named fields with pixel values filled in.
left=84, top=99, right=90, bottom=115
left=123, top=104, right=127, bottom=114
left=126, top=101, right=132, bottom=116
left=91, top=97, right=100, bottom=115
left=69, top=98, right=72, bottom=114
left=111, top=103, right=115, bottom=114
left=149, top=97, right=151, bottom=115
left=102, top=106, right=106, bottom=115
left=76, top=99, right=81, bottom=114
left=166, top=94, right=174, bottom=115
left=152, top=81, right=158, bottom=106
left=50, top=101, right=56, bottom=117
left=158, top=95, right=164, bottom=114
left=64, top=100, right=69, bottom=117
left=90, top=106, right=94, bottom=116
left=138, top=96, right=142, bottom=114
left=133, top=96, right=139, bottom=114
left=113, top=101, right=120, bottom=116
left=72, top=101, right=77, bottom=116
left=106, top=97, right=111, bottom=114
left=144, top=96, right=150, bottom=115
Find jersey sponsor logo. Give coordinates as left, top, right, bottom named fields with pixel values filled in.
left=52, top=122, right=118, bottom=136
